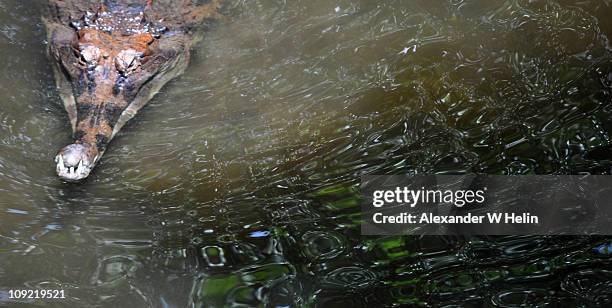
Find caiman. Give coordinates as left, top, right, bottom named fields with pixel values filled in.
left=43, top=0, right=222, bottom=181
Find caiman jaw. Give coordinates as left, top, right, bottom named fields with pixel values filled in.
left=55, top=143, right=99, bottom=182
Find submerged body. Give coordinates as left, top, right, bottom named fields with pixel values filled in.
left=44, top=0, right=222, bottom=181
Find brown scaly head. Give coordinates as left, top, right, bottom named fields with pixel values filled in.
left=44, top=0, right=222, bottom=181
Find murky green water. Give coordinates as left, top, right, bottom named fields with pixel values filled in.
left=2, top=0, right=612, bottom=306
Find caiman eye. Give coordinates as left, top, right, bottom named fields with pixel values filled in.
left=115, top=49, right=144, bottom=75
left=80, top=45, right=101, bottom=64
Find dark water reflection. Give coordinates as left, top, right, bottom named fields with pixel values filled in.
left=1, top=0, right=612, bottom=306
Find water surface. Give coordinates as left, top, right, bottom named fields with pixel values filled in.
left=1, top=0, right=612, bottom=306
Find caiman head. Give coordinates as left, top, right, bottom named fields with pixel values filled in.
left=46, top=5, right=191, bottom=181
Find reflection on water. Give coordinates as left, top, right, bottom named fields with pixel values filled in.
left=1, top=0, right=612, bottom=306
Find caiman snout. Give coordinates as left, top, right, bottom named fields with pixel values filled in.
left=55, top=143, right=98, bottom=182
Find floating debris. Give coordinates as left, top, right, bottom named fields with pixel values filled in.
left=594, top=243, right=612, bottom=255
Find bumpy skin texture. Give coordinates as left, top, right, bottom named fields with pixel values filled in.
left=44, top=0, right=223, bottom=181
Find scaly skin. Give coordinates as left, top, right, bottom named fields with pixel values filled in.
left=43, top=0, right=223, bottom=181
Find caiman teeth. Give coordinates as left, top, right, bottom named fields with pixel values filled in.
left=76, top=160, right=86, bottom=174
left=58, top=155, right=65, bottom=170
left=56, top=155, right=90, bottom=178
